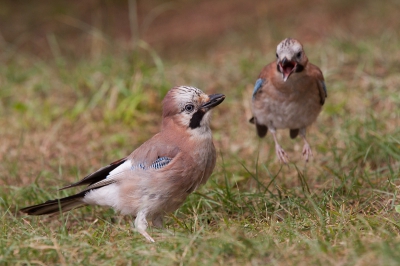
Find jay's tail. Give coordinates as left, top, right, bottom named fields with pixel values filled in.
left=20, top=192, right=86, bottom=216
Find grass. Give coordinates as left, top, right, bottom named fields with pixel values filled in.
left=1, top=1, right=400, bottom=265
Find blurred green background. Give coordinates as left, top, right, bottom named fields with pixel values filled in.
left=2, top=0, right=399, bottom=58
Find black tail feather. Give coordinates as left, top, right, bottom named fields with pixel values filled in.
left=20, top=191, right=86, bottom=216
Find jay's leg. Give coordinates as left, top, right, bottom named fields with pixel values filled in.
left=135, top=210, right=155, bottom=243
left=270, top=128, right=289, bottom=164
left=300, top=128, right=313, bottom=162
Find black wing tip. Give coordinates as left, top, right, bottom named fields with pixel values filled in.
left=250, top=117, right=268, bottom=137
left=290, top=129, right=299, bottom=139
left=59, top=157, right=128, bottom=190
left=320, top=81, right=327, bottom=105
left=256, top=124, right=268, bottom=138
left=59, top=185, right=73, bottom=191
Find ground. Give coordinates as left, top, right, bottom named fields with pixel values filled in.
left=0, top=0, right=400, bottom=265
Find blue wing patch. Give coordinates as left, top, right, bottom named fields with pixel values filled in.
left=131, top=163, right=145, bottom=170
left=150, top=157, right=172, bottom=170
left=252, top=78, right=264, bottom=99
left=130, top=157, right=172, bottom=171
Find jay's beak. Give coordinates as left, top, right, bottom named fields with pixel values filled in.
left=201, top=94, right=225, bottom=110
left=279, top=57, right=297, bottom=82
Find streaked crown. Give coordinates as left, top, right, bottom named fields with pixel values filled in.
left=162, top=86, right=207, bottom=117
left=161, top=86, right=225, bottom=131
left=276, top=38, right=304, bottom=60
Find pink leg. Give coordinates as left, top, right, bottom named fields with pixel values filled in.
left=135, top=210, right=155, bottom=243
left=300, top=128, right=313, bottom=162
left=271, top=129, right=289, bottom=164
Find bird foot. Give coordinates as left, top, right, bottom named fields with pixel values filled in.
left=302, top=143, right=313, bottom=162
left=138, top=229, right=155, bottom=243
left=275, top=145, right=289, bottom=164
left=135, top=210, right=155, bottom=243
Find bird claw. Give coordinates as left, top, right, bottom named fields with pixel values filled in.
left=138, top=229, right=155, bottom=243
left=302, top=143, right=313, bottom=162
left=135, top=210, right=155, bottom=243
left=275, top=145, right=289, bottom=164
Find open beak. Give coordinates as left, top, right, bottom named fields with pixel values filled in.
left=201, top=94, right=225, bottom=110
left=279, top=57, right=297, bottom=82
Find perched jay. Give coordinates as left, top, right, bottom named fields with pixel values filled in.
left=21, top=86, right=225, bottom=243
left=250, top=38, right=327, bottom=163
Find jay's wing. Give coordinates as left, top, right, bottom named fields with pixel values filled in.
left=59, top=157, right=127, bottom=190
left=309, top=63, right=327, bottom=105
left=319, top=80, right=327, bottom=105
left=59, top=133, right=180, bottom=191
left=127, top=133, right=181, bottom=169
left=252, top=78, right=265, bottom=99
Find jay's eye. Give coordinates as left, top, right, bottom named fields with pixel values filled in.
left=276, top=53, right=279, bottom=58
left=185, top=104, right=195, bottom=112
left=297, top=52, right=302, bottom=58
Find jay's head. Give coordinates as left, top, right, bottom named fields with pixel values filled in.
left=162, top=86, right=225, bottom=131
left=276, top=38, right=308, bottom=82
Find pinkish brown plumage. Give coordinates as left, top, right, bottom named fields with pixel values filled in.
left=21, top=86, right=225, bottom=242
left=250, top=38, right=327, bottom=163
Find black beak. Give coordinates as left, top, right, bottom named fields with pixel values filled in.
left=201, top=94, right=225, bottom=109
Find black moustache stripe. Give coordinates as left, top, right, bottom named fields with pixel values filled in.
left=189, top=109, right=205, bottom=129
